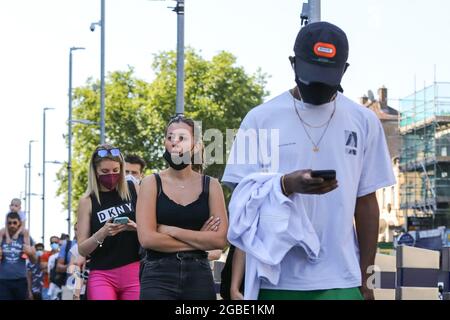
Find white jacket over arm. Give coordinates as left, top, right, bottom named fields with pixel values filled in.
left=227, top=172, right=321, bottom=299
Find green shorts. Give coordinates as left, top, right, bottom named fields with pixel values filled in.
left=258, top=287, right=364, bottom=300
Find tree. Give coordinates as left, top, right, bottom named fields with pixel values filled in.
left=56, top=48, right=268, bottom=216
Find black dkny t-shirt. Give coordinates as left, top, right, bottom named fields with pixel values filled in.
left=89, top=181, right=140, bottom=270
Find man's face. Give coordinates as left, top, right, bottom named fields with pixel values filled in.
left=7, top=218, right=20, bottom=235
left=125, top=162, right=142, bottom=181
left=9, top=201, right=21, bottom=213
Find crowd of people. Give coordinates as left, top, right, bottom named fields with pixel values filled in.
left=1, top=21, right=395, bottom=301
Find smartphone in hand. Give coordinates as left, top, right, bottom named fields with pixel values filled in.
left=310, top=170, right=336, bottom=181
left=113, top=217, right=129, bottom=225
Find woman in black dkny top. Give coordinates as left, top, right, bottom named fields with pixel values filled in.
left=137, top=116, right=228, bottom=300
left=77, top=145, right=141, bottom=300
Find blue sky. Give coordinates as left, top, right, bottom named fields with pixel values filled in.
left=0, top=0, right=449, bottom=246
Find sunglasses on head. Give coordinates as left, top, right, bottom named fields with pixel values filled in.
left=170, top=114, right=185, bottom=121
left=96, top=148, right=121, bottom=158
left=169, top=114, right=192, bottom=125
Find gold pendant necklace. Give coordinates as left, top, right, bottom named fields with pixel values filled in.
left=292, top=89, right=336, bottom=153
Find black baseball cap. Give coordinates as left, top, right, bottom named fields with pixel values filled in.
left=293, top=21, right=349, bottom=86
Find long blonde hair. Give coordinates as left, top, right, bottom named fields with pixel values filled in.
left=84, top=144, right=130, bottom=205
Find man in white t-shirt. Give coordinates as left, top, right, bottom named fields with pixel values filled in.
left=223, top=21, right=395, bottom=300
left=47, top=251, right=61, bottom=300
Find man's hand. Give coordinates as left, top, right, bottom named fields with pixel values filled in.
left=283, top=169, right=338, bottom=195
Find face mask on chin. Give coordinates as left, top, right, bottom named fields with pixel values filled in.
left=295, top=77, right=339, bottom=106
left=163, top=149, right=193, bottom=171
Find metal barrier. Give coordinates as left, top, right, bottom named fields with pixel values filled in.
left=395, top=245, right=440, bottom=300
left=374, top=253, right=396, bottom=300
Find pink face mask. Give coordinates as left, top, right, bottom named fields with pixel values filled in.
left=98, top=173, right=121, bottom=190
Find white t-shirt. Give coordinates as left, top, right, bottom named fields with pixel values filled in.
left=48, top=252, right=59, bottom=275
left=69, top=243, right=79, bottom=261
left=223, top=91, right=396, bottom=291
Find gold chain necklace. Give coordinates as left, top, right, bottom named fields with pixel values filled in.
left=292, top=89, right=336, bottom=153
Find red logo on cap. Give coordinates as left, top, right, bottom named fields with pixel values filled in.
left=314, top=42, right=336, bottom=58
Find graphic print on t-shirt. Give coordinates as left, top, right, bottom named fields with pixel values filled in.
left=96, top=203, right=133, bottom=223
left=345, top=130, right=358, bottom=155
left=1, top=239, right=23, bottom=264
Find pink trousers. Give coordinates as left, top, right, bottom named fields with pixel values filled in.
left=87, top=261, right=140, bottom=300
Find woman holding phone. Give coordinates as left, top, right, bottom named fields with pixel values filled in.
left=77, top=144, right=141, bottom=300
left=137, top=115, right=228, bottom=300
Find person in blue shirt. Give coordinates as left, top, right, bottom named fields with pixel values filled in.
left=26, top=243, right=45, bottom=300
left=56, top=224, right=78, bottom=287
left=0, top=212, right=37, bottom=300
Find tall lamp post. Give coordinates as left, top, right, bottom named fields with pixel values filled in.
left=301, top=0, right=321, bottom=25
left=309, top=0, right=321, bottom=23
left=42, top=107, right=55, bottom=243
left=24, top=163, right=28, bottom=222
left=174, top=0, right=185, bottom=115
left=68, top=46, right=85, bottom=238
left=147, top=0, right=185, bottom=115
left=27, top=140, right=37, bottom=233
left=90, top=0, right=106, bottom=144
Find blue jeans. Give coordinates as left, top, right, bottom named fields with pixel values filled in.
left=140, top=251, right=216, bottom=300
left=0, top=278, right=28, bottom=300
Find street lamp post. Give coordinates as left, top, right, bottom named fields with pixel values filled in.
left=68, top=46, right=85, bottom=238
left=90, top=0, right=106, bottom=144
left=174, top=0, right=185, bottom=115
left=146, top=0, right=185, bottom=115
left=309, top=0, right=321, bottom=23
left=71, top=119, right=99, bottom=125
left=24, top=163, right=28, bottom=222
left=27, top=140, right=37, bottom=233
left=301, top=0, right=321, bottom=25
left=100, top=0, right=105, bottom=144
left=42, top=107, right=55, bottom=243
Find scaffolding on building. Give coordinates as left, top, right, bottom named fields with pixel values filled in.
left=399, top=82, right=450, bottom=230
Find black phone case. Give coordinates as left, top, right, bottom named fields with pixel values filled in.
left=311, top=170, right=336, bottom=180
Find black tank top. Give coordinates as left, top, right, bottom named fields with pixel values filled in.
left=89, top=181, right=140, bottom=270
left=154, top=173, right=210, bottom=230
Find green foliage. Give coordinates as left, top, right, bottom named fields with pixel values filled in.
left=56, top=49, right=268, bottom=217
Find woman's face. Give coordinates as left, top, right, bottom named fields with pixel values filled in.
left=96, top=159, right=121, bottom=177
left=165, top=122, right=194, bottom=154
